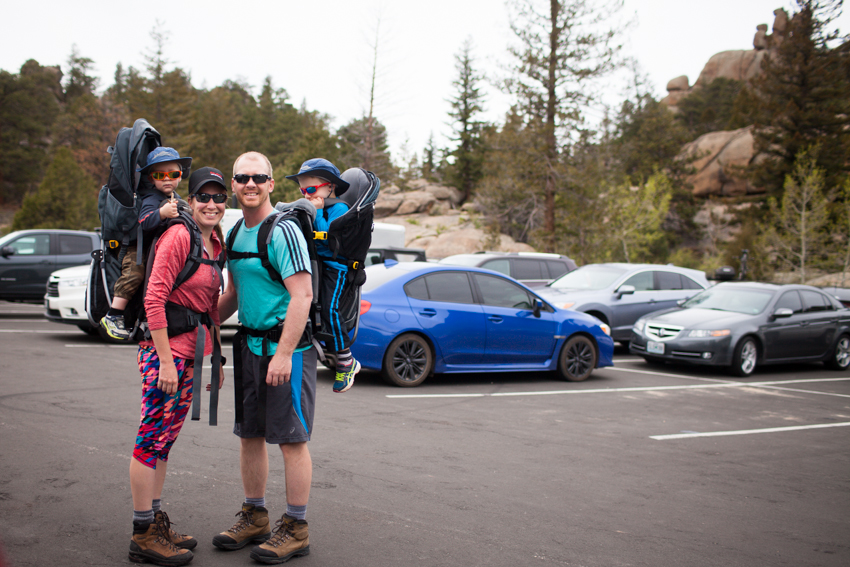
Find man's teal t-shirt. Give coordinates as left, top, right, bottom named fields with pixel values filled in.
left=227, top=214, right=312, bottom=356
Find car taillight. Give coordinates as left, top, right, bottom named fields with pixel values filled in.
left=360, top=300, right=371, bottom=315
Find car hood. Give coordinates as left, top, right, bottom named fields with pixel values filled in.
left=537, top=287, right=610, bottom=304
left=645, top=308, right=753, bottom=328
left=50, top=264, right=91, bottom=279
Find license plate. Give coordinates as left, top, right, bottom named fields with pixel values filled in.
left=647, top=341, right=665, bottom=354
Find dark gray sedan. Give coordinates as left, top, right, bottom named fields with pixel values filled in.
left=629, top=282, right=850, bottom=376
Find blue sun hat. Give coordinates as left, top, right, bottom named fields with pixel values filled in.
left=285, top=158, right=350, bottom=195
left=137, top=147, right=193, bottom=174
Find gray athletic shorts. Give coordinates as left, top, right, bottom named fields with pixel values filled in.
left=233, top=339, right=317, bottom=445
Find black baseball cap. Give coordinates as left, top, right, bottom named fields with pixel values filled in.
left=188, top=167, right=228, bottom=195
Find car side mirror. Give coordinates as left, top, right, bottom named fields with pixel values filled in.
left=677, top=298, right=686, bottom=306
left=532, top=298, right=542, bottom=318
left=0, top=246, right=15, bottom=258
left=616, top=284, right=635, bottom=299
left=772, top=307, right=794, bottom=319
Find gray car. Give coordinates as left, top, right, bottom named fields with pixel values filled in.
left=439, top=252, right=577, bottom=288
left=536, top=263, right=709, bottom=343
left=629, top=282, right=850, bottom=376
left=0, top=229, right=99, bottom=302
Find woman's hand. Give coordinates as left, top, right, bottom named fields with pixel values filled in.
left=158, top=360, right=179, bottom=395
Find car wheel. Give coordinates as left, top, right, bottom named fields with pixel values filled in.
left=320, top=352, right=338, bottom=371
left=382, top=334, right=433, bottom=387
left=730, top=337, right=758, bottom=377
left=77, top=324, right=99, bottom=336
left=825, top=334, right=850, bottom=370
left=558, top=335, right=597, bottom=382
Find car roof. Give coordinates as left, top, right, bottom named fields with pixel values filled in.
left=714, top=281, right=837, bottom=293
left=440, top=252, right=572, bottom=262
left=574, top=262, right=708, bottom=279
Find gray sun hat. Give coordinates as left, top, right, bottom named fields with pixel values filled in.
left=137, top=147, right=193, bottom=174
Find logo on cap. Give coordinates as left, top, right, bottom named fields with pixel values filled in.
left=210, top=171, right=223, bottom=180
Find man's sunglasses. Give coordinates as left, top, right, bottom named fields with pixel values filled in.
left=194, top=193, right=228, bottom=204
left=233, top=174, right=272, bottom=185
left=300, top=182, right=332, bottom=195
left=150, top=170, right=182, bottom=180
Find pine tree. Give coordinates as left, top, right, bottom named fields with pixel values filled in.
left=0, top=60, right=63, bottom=205
left=505, top=0, right=624, bottom=251
left=11, top=147, right=98, bottom=231
left=747, top=0, right=850, bottom=194
left=447, top=39, right=486, bottom=203
left=760, top=147, right=833, bottom=282
left=603, top=172, right=673, bottom=263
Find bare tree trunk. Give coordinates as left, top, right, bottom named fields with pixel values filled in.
left=364, top=19, right=380, bottom=171
left=543, top=0, right=560, bottom=252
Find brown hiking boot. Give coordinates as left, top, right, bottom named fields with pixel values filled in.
left=129, top=520, right=194, bottom=566
left=155, top=510, right=197, bottom=550
left=249, top=514, right=309, bottom=564
left=212, top=503, right=271, bottom=550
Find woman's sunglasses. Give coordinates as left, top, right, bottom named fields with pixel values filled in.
left=150, top=170, right=182, bottom=180
left=194, top=193, right=228, bottom=204
left=233, top=174, right=272, bottom=185
left=300, top=182, right=332, bottom=195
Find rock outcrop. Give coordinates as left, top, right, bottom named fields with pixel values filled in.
left=660, top=8, right=789, bottom=110
left=679, top=126, right=762, bottom=197
left=373, top=180, right=534, bottom=258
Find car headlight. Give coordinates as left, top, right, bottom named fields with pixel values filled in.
left=686, top=329, right=730, bottom=338
left=59, top=277, right=89, bottom=288
left=598, top=323, right=611, bottom=336
left=633, top=319, right=646, bottom=334
left=556, top=302, right=575, bottom=310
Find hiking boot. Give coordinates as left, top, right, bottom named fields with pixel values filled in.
left=333, top=359, right=360, bottom=393
left=155, top=510, right=197, bottom=550
left=212, top=503, right=271, bottom=550
left=100, top=313, right=130, bottom=340
left=249, top=514, right=309, bottom=564
left=129, top=519, right=193, bottom=566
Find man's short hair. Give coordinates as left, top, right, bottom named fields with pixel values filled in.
left=233, top=151, right=273, bottom=177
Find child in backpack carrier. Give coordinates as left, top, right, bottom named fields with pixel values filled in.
left=100, top=147, right=192, bottom=340
left=286, top=158, right=360, bottom=392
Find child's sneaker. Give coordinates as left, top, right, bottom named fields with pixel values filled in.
left=333, top=360, right=360, bottom=393
left=100, top=313, right=129, bottom=340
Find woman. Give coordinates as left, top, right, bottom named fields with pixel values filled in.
left=128, top=167, right=228, bottom=566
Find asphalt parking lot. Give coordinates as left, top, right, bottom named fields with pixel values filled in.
left=1, top=300, right=848, bottom=567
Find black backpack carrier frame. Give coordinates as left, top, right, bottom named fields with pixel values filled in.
left=86, top=118, right=223, bottom=425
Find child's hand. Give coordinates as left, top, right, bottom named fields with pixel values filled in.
left=308, top=195, right=324, bottom=209
left=160, top=199, right=179, bottom=219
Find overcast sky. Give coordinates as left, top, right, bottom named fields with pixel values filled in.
left=3, top=1, right=847, bottom=163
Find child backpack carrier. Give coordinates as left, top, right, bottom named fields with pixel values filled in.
left=86, top=118, right=161, bottom=328
left=225, top=167, right=380, bottom=360
left=86, top=118, right=223, bottom=425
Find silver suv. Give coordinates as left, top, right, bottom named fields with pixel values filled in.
left=438, top=252, right=577, bottom=288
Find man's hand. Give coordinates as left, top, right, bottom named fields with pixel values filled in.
left=158, top=361, right=179, bottom=395
left=160, top=198, right=179, bottom=219
left=267, top=350, right=293, bottom=386
left=206, top=363, right=225, bottom=391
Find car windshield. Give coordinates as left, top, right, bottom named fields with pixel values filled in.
left=438, top=255, right=485, bottom=267
left=549, top=265, right=628, bottom=290
left=682, top=287, right=774, bottom=315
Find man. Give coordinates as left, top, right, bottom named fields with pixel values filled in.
left=214, top=151, right=315, bottom=564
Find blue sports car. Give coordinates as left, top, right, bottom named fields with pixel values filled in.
left=350, top=262, right=615, bottom=387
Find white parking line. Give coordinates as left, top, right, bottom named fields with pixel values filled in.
left=0, top=329, right=78, bottom=334
left=650, top=422, right=850, bottom=440
left=386, top=376, right=850, bottom=399
left=0, top=319, right=50, bottom=323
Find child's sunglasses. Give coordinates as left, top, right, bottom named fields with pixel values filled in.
left=194, top=193, right=228, bottom=204
left=150, top=170, right=182, bottom=181
left=300, top=182, right=332, bottom=195
left=233, top=174, right=272, bottom=184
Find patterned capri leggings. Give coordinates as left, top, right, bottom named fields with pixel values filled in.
left=134, top=345, right=194, bottom=469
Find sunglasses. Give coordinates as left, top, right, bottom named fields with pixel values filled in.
left=300, top=182, right=332, bottom=195
left=193, top=193, right=228, bottom=204
left=233, top=174, right=272, bottom=185
left=150, top=170, right=182, bottom=180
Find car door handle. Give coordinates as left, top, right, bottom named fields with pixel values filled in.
left=648, top=299, right=657, bottom=303
left=39, top=260, right=50, bottom=264
left=488, top=316, right=503, bottom=323
left=800, top=321, right=809, bottom=326
left=418, top=308, right=437, bottom=317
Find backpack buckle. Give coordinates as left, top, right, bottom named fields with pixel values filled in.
left=107, top=240, right=120, bottom=249
left=313, top=231, right=328, bottom=240
left=351, top=261, right=360, bottom=270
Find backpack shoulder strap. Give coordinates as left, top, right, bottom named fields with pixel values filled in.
left=172, top=212, right=219, bottom=292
